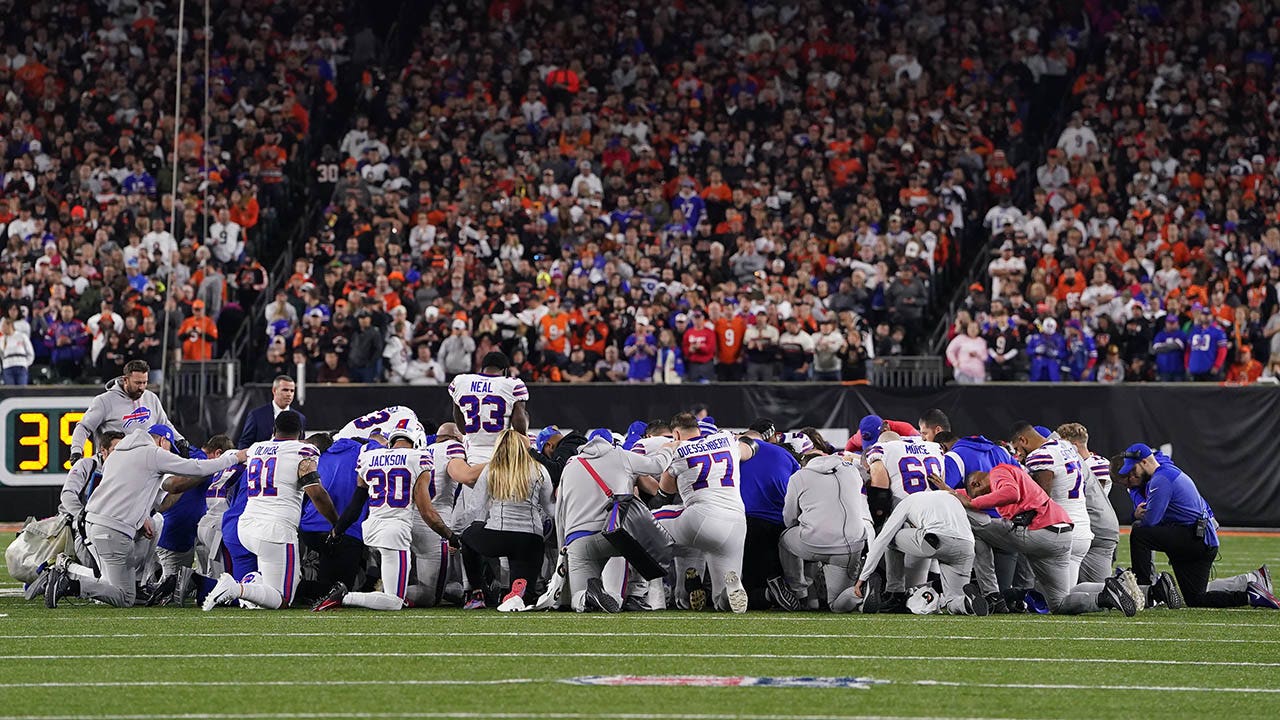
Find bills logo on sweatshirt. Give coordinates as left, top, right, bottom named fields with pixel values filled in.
left=122, top=407, right=152, bottom=427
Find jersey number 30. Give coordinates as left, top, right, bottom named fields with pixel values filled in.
left=366, top=468, right=413, bottom=508
left=458, top=395, right=507, bottom=433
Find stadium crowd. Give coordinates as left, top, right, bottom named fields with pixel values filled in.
left=0, top=0, right=353, bottom=385
left=950, top=0, right=1280, bottom=384
left=264, top=0, right=1081, bottom=385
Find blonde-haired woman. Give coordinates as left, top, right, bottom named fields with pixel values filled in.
left=461, top=428, right=554, bottom=611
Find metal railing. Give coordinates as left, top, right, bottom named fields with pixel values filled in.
left=867, top=356, right=946, bottom=388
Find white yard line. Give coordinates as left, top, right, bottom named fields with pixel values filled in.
left=3, top=630, right=1278, bottom=645
left=915, top=680, right=1280, bottom=694
left=1, top=650, right=1276, bottom=668
left=0, top=714, right=1017, bottom=720
left=0, top=679, right=538, bottom=689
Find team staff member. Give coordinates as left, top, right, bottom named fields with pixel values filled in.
left=71, top=360, right=182, bottom=463
left=738, top=419, right=802, bottom=611
left=855, top=491, right=988, bottom=616
left=941, top=464, right=1140, bottom=617
left=239, top=375, right=305, bottom=448
left=557, top=431, right=675, bottom=612
left=779, top=453, right=875, bottom=613
left=45, top=425, right=246, bottom=608
left=1115, top=444, right=1277, bottom=608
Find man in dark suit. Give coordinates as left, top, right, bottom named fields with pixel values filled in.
left=239, top=375, right=304, bottom=448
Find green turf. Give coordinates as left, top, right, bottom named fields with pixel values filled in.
left=2, top=532, right=1279, bottom=720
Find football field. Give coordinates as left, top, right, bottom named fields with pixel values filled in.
left=2, top=532, right=1279, bottom=720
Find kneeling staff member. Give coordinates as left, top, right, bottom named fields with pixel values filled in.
left=855, top=490, right=988, bottom=615
left=557, top=433, right=677, bottom=611
left=779, top=455, right=876, bottom=614
left=936, top=464, right=1141, bottom=617
left=46, top=425, right=246, bottom=608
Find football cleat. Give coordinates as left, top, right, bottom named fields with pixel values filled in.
left=311, top=582, right=348, bottom=612
left=503, top=578, right=528, bottom=603
left=585, top=578, right=621, bottom=613
left=462, top=590, right=486, bottom=610
left=145, top=574, right=180, bottom=606
left=1247, top=581, right=1280, bottom=610
left=44, top=565, right=72, bottom=609
left=963, top=583, right=990, bottom=617
left=496, top=594, right=526, bottom=612
left=201, top=573, right=240, bottom=612
left=171, top=567, right=196, bottom=607
left=766, top=576, right=800, bottom=611
left=1152, top=572, right=1184, bottom=610
left=724, top=570, right=748, bottom=614
left=1117, top=569, right=1145, bottom=612
left=860, top=574, right=884, bottom=614
left=684, top=568, right=706, bottom=612
left=1102, top=577, right=1138, bottom=617
left=985, top=592, right=1010, bottom=614
left=1256, top=565, right=1273, bottom=595
left=24, top=568, right=52, bottom=602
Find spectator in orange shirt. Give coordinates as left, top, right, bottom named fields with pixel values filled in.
left=229, top=183, right=260, bottom=231
left=179, top=300, right=218, bottom=360
left=539, top=295, right=571, bottom=358
left=1053, top=265, right=1087, bottom=302
left=711, top=303, right=747, bottom=381
left=1226, top=345, right=1263, bottom=384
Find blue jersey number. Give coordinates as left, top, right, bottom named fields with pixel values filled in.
left=366, top=467, right=413, bottom=508
left=457, top=395, right=508, bottom=434
left=897, top=456, right=942, bottom=494
left=689, top=451, right=735, bottom=490
left=245, top=457, right=278, bottom=497
left=1065, top=461, right=1084, bottom=499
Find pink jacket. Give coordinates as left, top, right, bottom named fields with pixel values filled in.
left=946, top=334, right=988, bottom=380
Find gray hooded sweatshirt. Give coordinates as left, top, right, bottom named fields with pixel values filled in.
left=556, top=437, right=675, bottom=540
left=782, top=455, right=872, bottom=553
left=71, top=377, right=180, bottom=451
left=84, top=428, right=239, bottom=537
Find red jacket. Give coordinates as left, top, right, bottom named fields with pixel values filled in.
left=682, top=326, right=717, bottom=364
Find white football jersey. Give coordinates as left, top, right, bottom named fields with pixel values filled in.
left=1084, top=452, right=1112, bottom=495
left=357, top=445, right=431, bottom=549
left=203, top=464, right=242, bottom=518
left=424, top=438, right=467, bottom=521
left=1024, top=439, right=1091, bottom=529
left=630, top=436, right=675, bottom=460
left=669, top=430, right=744, bottom=513
left=238, top=439, right=320, bottom=540
left=335, top=406, right=424, bottom=445
left=865, top=438, right=945, bottom=502
left=447, top=373, right=529, bottom=459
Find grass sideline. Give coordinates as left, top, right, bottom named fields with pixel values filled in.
left=1, top=532, right=1279, bottom=720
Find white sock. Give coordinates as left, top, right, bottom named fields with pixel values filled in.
left=343, top=591, right=404, bottom=611
left=66, top=562, right=96, bottom=582
left=237, top=581, right=283, bottom=609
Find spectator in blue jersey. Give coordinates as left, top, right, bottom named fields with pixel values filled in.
left=1186, top=306, right=1228, bottom=382
left=738, top=419, right=802, bottom=611
left=1114, top=444, right=1277, bottom=609
left=1026, top=317, right=1066, bottom=382
left=121, top=160, right=157, bottom=197
left=1062, top=321, right=1097, bottom=381
left=623, top=317, right=657, bottom=382
left=1151, top=315, right=1188, bottom=381
left=298, top=432, right=369, bottom=602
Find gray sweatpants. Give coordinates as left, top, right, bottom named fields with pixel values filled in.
left=969, top=512, right=1106, bottom=615
left=1078, top=534, right=1119, bottom=584
left=891, top=528, right=975, bottom=614
left=779, top=528, right=864, bottom=612
left=79, top=523, right=151, bottom=608
left=566, top=533, right=621, bottom=606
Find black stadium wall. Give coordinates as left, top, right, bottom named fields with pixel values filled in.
left=2, top=384, right=1278, bottom=527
